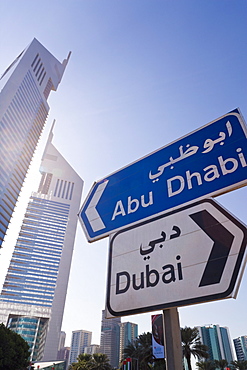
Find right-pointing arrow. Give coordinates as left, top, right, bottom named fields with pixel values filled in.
left=189, top=210, right=234, bottom=287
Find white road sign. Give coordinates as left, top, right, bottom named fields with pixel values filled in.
left=106, top=198, right=247, bottom=317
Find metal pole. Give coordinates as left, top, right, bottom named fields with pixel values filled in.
left=132, top=357, right=138, bottom=370
left=162, top=308, right=183, bottom=370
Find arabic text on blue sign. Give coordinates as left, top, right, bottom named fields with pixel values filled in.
left=79, top=109, right=247, bottom=241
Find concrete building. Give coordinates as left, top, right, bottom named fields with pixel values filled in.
left=68, top=330, right=92, bottom=366
left=0, top=38, right=69, bottom=249
left=57, top=346, right=70, bottom=366
left=233, top=335, right=247, bottom=361
left=58, top=331, right=66, bottom=353
left=100, top=309, right=121, bottom=368
left=119, top=322, right=138, bottom=362
left=84, top=344, right=100, bottom=355
left=197, top=325, right=234, bottom=364
left=57, top=331, right=69, bottom=365
left=0, top=125, right=83, bottom=362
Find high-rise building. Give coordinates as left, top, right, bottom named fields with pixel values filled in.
left=100, top=310, right=121, bottom=368
left=197, top=325, right=234, bottom=364
left=57, top=346, right=70, bottom=367
left=84, top=344, right=100, bottom=355
left=58, top=331, right=66, bottom=353
left=68, top=330, right=92, bottom=366
left=0, top=38, right=70, bottom=248
left=119, top=322, right=138, bottom=362
left=0, top=124, right=83, bottom=362
left=233, top=336, right=247, bottom=361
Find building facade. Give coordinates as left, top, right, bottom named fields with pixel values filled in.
left=0, top=125, right=83, bottom=362
left=197, top=325, right=234, bottom=364
left=0, top=38, right=70, bottom=248
left=100, top=310, right=121, bottom=369
left=57, top=346, right=70, bottom=366
left=58, top=331, right=66, bottom=354
left=84, top=344, right=100, bottom=355
left=233, top=336, right=247, bottom=361
left=119, top=322, right=138, bottom=362
left=68, top=330, right=92, bottom=366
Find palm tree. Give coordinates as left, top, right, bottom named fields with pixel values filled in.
left=196, top=360, right=216, bottom=369
left=123, top=340, right=140, bottom=364
left=90, top=353, right=111, bottom=370
left=231, top=360, right=247, bottom=369
left=181, top=326, right=209, bottom=370
left=214, top=359, right=229, bottom=369
left=69, top=353, right=92, bottom=370
left=124, top=340, right=140, bottom=357
left=123, top=332, right=154, bottom=370
left=153, top=359, right=166, bottom=370
left=137, top=332, right=154, bottom=369
left=78, top=353, right=93, bottom=363
left=123, top=341, right=141, bottom=370
left=69, top=361, right=90, bottom=370
left=69, top=353, right=111, bottom=370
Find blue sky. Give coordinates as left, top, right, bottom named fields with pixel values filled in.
left=0, top=0, right=247, bottom=351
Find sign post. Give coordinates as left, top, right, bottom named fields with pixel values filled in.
left=163, top=308, right=183, bottom=370
left=78, top=109, right=247, bottom=370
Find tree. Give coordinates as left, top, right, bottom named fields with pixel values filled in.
left=153, top=359, right=166, bottom=370
left=69, top=353, right=111, bottom=370
left=196, top=360, right=216, bottom=369
left=0, top=323, right=30, bottom=370
left=123, top=342, right=141, bottom=370
left=231, top=360, right=247, bottom=370
left=90, top=353, right=111, bottom=370
left=181, top=326, right=209, bottom=370
left=69, top=354, right=93, bottom=370
left=137, top=332, right=154, bottom=370
left=123, top=332, right=154, bottom=370
left=214, top=359, right=229, bottom=369
left=78, top=354, right=93, bottom=362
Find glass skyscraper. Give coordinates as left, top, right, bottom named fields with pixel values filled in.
left=0, top=125, right=83, bottom=362
left=119, top=322, right=138, bottom=363
left=100, top=309, right=121, bottom=368
left=233, top=335, right=247, bottom=361
left=0, top=38, right=70, bottom=248
left=197, top=325, right=234, bottom=364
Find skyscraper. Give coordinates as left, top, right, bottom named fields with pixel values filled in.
left=0, top=124, right=83, bottom=362
left=233, top=336, right=247, bottom=361
left=197, top=325, right=234, bottom=364
left=68, top=330, right=92, bottom=366
left=0, top=38, right=70, bottom=248
left=84, top=344, right=100, bottom=355
left=119, top=322, right=138, bottom=363
left=100, top=310, right=121, bottom=368
left=58, top=331, right=66, bottom=354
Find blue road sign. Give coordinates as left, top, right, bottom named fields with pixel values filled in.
left=79, top=108, right=247, bottom=242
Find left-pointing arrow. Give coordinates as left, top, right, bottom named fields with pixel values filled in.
left=85, top=180, right=109, bottom=232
